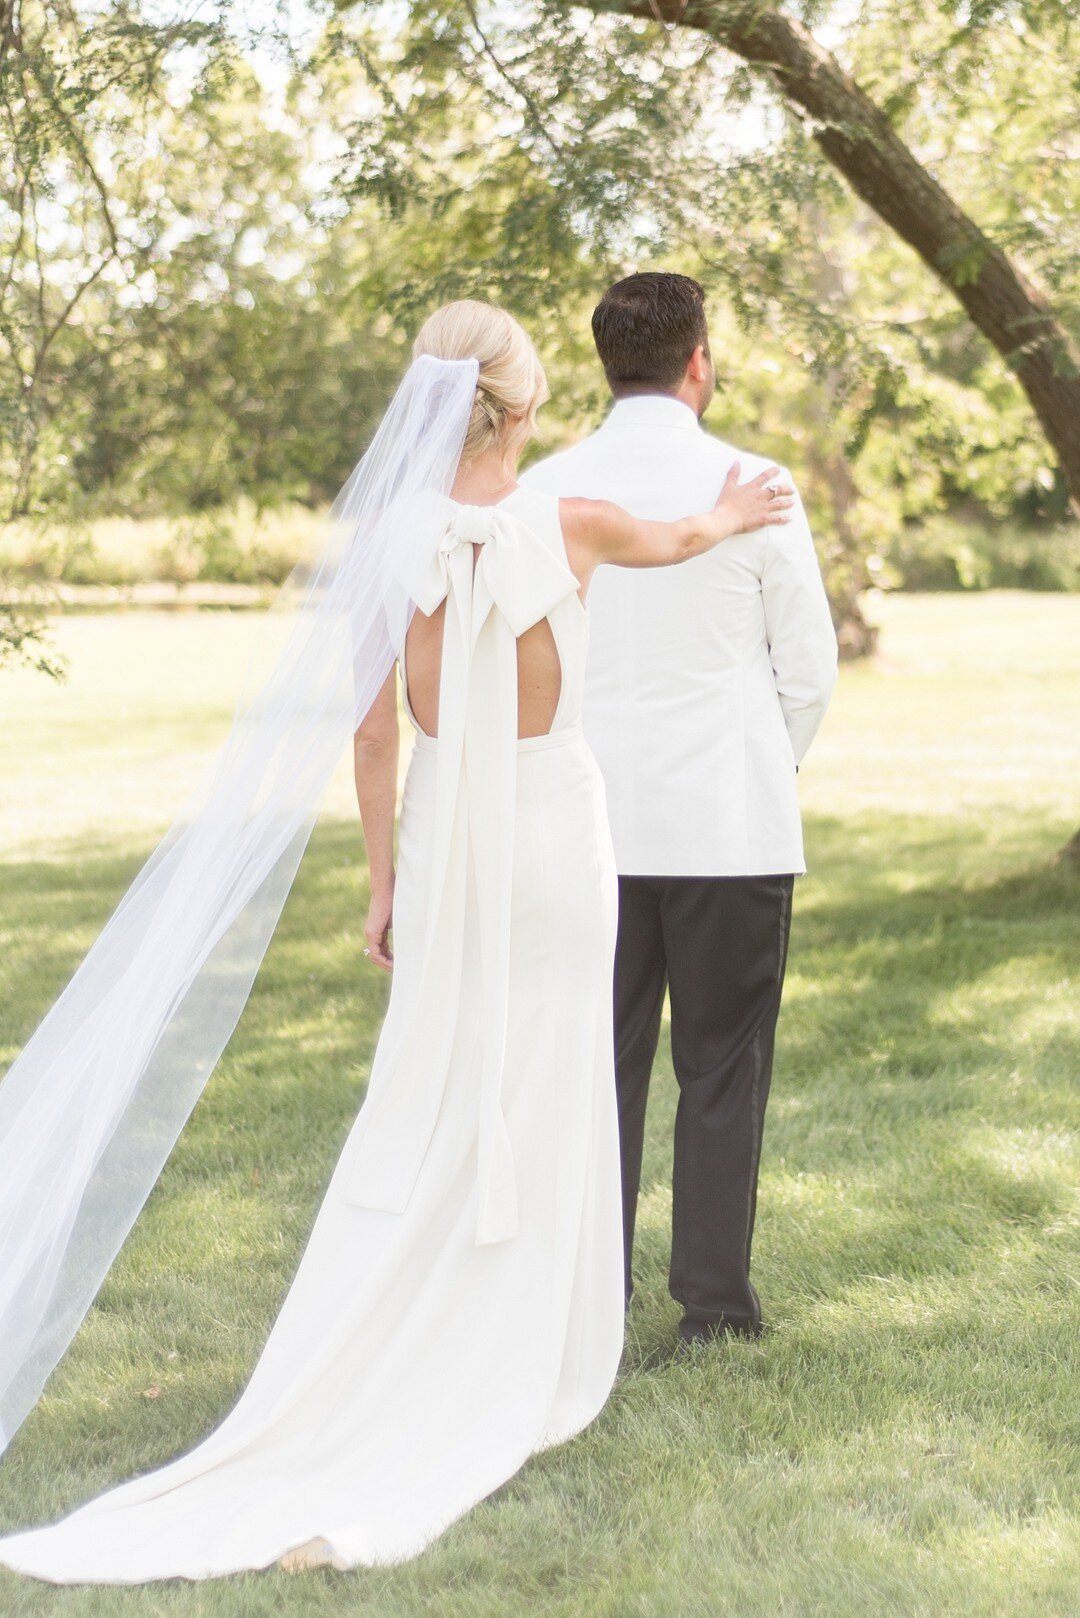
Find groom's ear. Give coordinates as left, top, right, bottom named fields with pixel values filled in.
left=687, top=344, right=711, bottom=383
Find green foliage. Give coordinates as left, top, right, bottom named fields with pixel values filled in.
left=0, top=582, right=65, bottom=680
left=0, top=2, right=404, bottom=523
left=0, top=2, right=232, bottom=517
left=1, top=0, right=1078, bottom=641
left=0, top=502, right=323, bottom=589
left=882, top=516, right=1080, bottom=594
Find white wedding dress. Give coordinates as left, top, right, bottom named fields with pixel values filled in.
left=0, top=485, right=625, bottom=1583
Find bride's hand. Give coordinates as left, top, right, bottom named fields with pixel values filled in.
left=710, top=462, right=795, bottom=540
left=364, top=886, right=394, bottom=972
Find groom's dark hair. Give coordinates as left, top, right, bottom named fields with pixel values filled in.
left=591, top=272, right=709, bottom=396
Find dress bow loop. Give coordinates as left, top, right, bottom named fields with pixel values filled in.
left=446, top=504, right=498, bottom=550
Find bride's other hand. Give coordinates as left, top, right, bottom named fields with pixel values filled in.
left=364, top=886, right=394, bottom=972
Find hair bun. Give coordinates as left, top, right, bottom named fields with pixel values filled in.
left=413, top=300, right=549, bottom=468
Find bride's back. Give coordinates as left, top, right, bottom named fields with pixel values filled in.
left=404, top=584, right=563, bottom=741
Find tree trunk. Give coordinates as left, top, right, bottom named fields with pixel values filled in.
left=805, top=213, right=878, bottom=659
left=1052, top=826, right=1080, bottom=869
left=577, top=0, right=1080, bottom=513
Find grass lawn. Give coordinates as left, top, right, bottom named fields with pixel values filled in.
left=0, top=590, right=1078, bottom=1618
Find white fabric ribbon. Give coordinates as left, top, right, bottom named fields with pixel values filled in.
left=344, top=501, right=579, bottom=1244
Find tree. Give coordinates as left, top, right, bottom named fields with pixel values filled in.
left=573, top=0, right=1079, bottom=510
left=339, top=0, right=1077, bottom=509
left=0, top=0, right=228, bottom=663
left=4, top=2, right=1077, bottom=592
left=331, top=0, right=1078, bottom=852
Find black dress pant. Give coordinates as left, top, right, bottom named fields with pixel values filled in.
left=614, top=873, right=794, bottom=1336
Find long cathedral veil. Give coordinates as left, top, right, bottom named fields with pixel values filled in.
left=0, top=353, right=479, bottom=1457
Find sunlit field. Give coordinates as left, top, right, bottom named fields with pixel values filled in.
left=1, top=592, right=1078, bottom=1617
left=0, top=502, right=323, bottom=590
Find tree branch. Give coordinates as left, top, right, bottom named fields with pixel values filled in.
left=463, top=0, right=566, bottom=159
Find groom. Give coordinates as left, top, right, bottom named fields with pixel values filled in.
left=521, top=272, right=837, bottom=1342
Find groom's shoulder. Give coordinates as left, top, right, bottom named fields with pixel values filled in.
left=519, top=437, right=600, bottom=493
left=699, top=428, right=787, bottom=482
left=521, top=424, right=795, bottom=496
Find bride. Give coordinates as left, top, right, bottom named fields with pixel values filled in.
left=0, top=299, right=791, bottom=1583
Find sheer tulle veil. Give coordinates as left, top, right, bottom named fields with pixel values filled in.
left=0, top=354, right=480, bottom=1457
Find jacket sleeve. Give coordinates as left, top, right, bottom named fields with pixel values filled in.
left=517, top=456, right=560, bottom=493
left=760, top=475, right=838, bottom=765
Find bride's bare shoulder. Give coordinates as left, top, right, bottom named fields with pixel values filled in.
left=557, top=497, right=626, bottom=551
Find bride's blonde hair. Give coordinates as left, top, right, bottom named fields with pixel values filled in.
left=413, top=300, right=549, bottom=468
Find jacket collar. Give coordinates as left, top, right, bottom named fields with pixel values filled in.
left=601, top=394, right=702, bottom=433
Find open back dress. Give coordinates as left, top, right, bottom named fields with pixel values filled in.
left=0, top=484, right=625, bottom=1583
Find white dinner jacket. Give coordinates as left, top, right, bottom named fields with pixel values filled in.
left=520, top=394, right=838, bottom=877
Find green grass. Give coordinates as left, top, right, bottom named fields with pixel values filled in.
left=0, top=591, right=1078, bottom=1617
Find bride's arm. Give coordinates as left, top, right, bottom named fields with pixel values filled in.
left=559, top=463, right=794, bottom=590
left=354, top=668, right=399, bottom=972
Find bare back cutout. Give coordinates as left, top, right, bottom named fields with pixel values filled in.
left=403, top=544, right=564, bottom=741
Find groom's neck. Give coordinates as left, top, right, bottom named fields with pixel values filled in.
left=611, top=380, right=706, bottom=419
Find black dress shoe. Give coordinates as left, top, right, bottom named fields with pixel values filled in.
left=678, top=1314, right=762, bottom=1345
